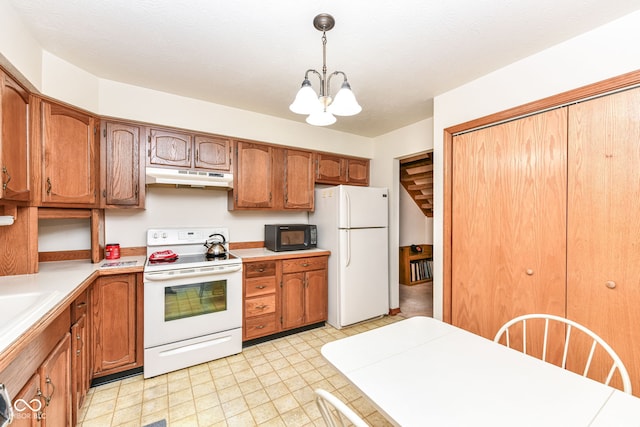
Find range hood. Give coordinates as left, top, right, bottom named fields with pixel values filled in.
left=146, top=167, right=233, bottom=189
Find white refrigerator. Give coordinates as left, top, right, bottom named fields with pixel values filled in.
left=310, top=185, right=389, bottom=328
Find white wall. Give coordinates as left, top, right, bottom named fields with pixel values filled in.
left=372, top=118, right=433, bottom=310
left=431, top=10, right=640, bottom=320
left=0, top=0, right=42, bottom=90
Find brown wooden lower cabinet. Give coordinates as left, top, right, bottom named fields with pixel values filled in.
left=243, top=255, right=328, bottom=341
left=7, top=336, right=73, bottom=427
left=71, top=313, right=89, bottom=425
left=91, top=273, right=143, bottom=377
left=11, top=373, right=43, bottom=426
left=39, top=333, right=72, bottom=426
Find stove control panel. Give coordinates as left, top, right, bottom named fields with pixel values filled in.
left=147, top=227, right=229, bottom=247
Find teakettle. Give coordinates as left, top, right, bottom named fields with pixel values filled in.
left=203, top=233, right=227, bottom=258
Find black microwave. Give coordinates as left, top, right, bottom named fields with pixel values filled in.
left=264, top=224, right=317, bottom=252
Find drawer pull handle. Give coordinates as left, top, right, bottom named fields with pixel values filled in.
left=76, top=302, right=87, bottom=308
left=256, top=325, right=266, bottom=329
left=255, top=304, right=268, bottom=310
left=258, top=268, right=265, bottom=272
left=605, top=281, right=616, bottom=289
left=256, top=285, right=267, bottom=289
left=302, top=263, right=309, bottom=267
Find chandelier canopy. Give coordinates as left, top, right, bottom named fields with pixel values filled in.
left=289, top=14, right=362, bottom=126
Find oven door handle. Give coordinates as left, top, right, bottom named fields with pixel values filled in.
left=144, top=264, right=242, bottom=281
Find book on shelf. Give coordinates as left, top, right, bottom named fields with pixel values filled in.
left=409, top=258, right=433, bottom=282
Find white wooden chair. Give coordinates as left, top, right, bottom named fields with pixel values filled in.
left=494, top=313, right=632, bottom=394
left=314, top=388, right=369, bottom=427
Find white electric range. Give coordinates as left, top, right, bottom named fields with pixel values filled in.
left=143, top=227, right=242, bottom=378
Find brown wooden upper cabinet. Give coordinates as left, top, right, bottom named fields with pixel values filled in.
left=229, top=140, right=314, bottom=211
left=147, top=127, right=232, bottom=172
left=0, top=70, right=31, bottom=202
left=40, top=99, right=99, bottom=207
left=315, top=152, right=370, bottom=186
left=231, top=140, right=274, bottom=209
left=101, top=121, right=145, bottom=208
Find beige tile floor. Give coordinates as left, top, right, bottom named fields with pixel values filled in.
left=77, top=315, right=408, bottom=427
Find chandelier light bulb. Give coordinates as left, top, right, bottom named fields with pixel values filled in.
left=327, top=81, right=362, bottom=116
left=289, top=79, right=321, bottom=114
left=306, top=110, right=337, bottom=126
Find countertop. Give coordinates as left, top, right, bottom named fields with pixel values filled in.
left=0, top=256, right=145, bottom=361
left=231, top=247, right=330, bottom=261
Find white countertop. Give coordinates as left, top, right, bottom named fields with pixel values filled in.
left=0, top=256, right=145, bottom=355
left=231, top=247, right=330, bottom=260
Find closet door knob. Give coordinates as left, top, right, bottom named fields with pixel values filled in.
left=605, top=281, right=616, bottom=289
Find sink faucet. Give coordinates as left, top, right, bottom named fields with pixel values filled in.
left=0, top=384, right=13, bottom=426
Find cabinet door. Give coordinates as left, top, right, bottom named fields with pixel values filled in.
left=39, top=333, right=72, bottom=427
left=92, top=274, right=137, bottom=376
left=233, top=141, right=273, bottom=208
left=11, top=373, right=44, bottom=426
left=41, top=101, right=97, bottom=206
left=315, top=153, right=346, bottom=184
left=284, top=149, right=314, bottom=209
left=103, top=121, right=142, bottom=207
left=71, top=314, right=89, bottom=425
left=567, top=87, right=640, bottom=394
left=281, top=272, right=305, bottom=329
left=194, top=135, right=232, bottom=171
left=451, top=108, right=567, bottom=339
left=148, top=128, right=192, bottom=168
left=0, top=71, right=30, bottom=201
left=346, top=158, right=370, bottom=186
left=305, top=269, right=328, bottom=324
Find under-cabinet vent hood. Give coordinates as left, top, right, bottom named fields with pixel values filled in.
left=146, top=167, right=233, bottom=189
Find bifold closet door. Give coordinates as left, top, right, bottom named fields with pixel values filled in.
left=567, top=87, right=640, bottom=395
left=451, top=108, right=568, bottom=341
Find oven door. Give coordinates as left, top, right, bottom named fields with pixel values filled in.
left=143, top=264, right=242, bottom=348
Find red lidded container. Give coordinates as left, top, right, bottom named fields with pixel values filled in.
left=105, top=243, right=120, bottom=260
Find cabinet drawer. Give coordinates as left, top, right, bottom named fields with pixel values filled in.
left=245, top=295, right=276, bottom=317
left=244, top=315, right=278, bottom=339
left=71, top=289, right=89, bottom=323
left=282, top=256, right=328, bottom=273
left=244, top=261, right=277, bottom=278
left=245, top=276, right=277, bottom=298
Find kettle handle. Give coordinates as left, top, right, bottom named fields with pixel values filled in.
left=207, top=233, right=226, bottom=244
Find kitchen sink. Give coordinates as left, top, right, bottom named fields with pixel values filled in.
left=0, top=291, right=61, bottom=349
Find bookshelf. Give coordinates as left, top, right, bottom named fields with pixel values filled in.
left=399, top=245, right=433, bottom=285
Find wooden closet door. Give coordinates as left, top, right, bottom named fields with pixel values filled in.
left=567, top=87, right=640, bottom=395
left=451, top=108, right=567, bottom=340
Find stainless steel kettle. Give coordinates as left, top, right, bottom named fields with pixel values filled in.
left=204, top=233, right=227, bottom=258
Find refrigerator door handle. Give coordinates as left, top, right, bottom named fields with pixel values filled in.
left=345, top=229, right=351, bottom=267
left=345, top=190, right=351, bottom=229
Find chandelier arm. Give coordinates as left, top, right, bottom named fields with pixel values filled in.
left=327, top=71, right=348, bottom=98
left=304, top=69, right=323, bottom=85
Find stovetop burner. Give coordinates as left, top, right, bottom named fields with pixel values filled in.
left=148, top=253, right=238, bottom=265
left=144, top=227, right=241, bottom=273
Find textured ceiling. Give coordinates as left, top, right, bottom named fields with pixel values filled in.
left=7, top=0, right=640, bottom=137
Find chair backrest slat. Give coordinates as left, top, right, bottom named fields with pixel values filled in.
left=494, top=313, right=632, bottom=395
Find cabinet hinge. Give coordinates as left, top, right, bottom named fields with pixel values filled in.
left=103, top=128, right=107, bottom=138
left=280, top=316, right=283, bottom=325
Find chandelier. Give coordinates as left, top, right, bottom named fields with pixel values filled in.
left=289, top=13, right=362, bottom=126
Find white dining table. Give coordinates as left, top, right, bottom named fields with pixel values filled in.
left=321, top=316, right=640, bottom=427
